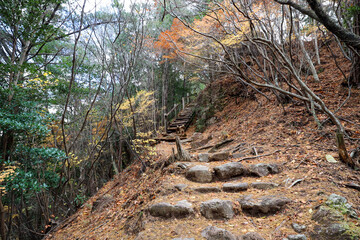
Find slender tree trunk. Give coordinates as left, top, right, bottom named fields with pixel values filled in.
left=0, top=193, right=6, bottom=240
left=161, top=60, right=169, bottom=127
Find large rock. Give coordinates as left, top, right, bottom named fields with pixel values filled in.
left=209, top=152, right=230, bottom=161
left=312, top=206, right=344, bottom=223
left=201, top=226, right=237, bottom=240
left=247, top=163, right=279, bottom=177
left=222, top=182, right=249, bottom=192
left=149, top=201, right=194, bottom=218
left=310, top=194, right=360, bottom=240
left=149, top=202, right=174, bottom=218
left=185, top=165, right=213, bottom=183
left=193, top=186, right=221, bottom=193
left=173, top=200, right=194, bottom=218
left=239, top=232, right=265, bottom=240
left=200, top=199, right=234, bottom=219
left=214, top=162, right=247, bottom=180
left=251, top=182, right=278, bottom=190
left=310, top=223, right=358, bottom=240
left=238, top=195, right=291, bottom=215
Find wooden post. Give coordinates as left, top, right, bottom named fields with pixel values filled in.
left=174, top=103, right=177, bottom=117
left=182, top=97, right=185, bottom=110
left=164, top=114, right=168, bottom=133
left=187, top=93, right=190, bottom=104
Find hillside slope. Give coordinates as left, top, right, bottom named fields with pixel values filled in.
left=46, top=42, right=360, bottom=240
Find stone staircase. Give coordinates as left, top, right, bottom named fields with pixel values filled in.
left=142, top=147, right=301, bottom=240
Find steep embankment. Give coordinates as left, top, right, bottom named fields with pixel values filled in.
left=47, top=43, right=360, bottom=239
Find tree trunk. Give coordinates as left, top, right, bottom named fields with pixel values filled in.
left=161, top=60, right=169, bottom=127
left=175, top=136, right=191, bottom=161
left=0, top=193, right=6, bottom=240
left=336, top=130, right=357, bottom=168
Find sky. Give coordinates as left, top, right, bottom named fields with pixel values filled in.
left=85, top=0, right=147, bottom=13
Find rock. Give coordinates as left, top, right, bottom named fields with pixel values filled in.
left=326, top=193, right=347, bottom=206
left=173, top=200, right=194, bottom=218
left=209, top=152, right=230, bottom=161
left=285, top=234, right=307, bottom=240
left=213, top=162, right=247, bottom=180
left=185, top=165, right=213, bottom=183
left=311, top=206, right=344, bottom=223
left=193, top=186, right=221, bottom=193
left=247, top=163, right=279, bottom=177
left=191, top=138, right=210, bottom=149
left=251, top=182, right=278, bottom=190
left=291, top=223, right=307, bottom=233
left=222, top=182, right=249, bottom=192
left=199, top=153, right=209, bottom=162
left=149, top=202, right=174, bottom=218
left=175, top=162, right=192, bottom=169
left=238, top=195, right=291, bottom=215
left=310, top=223, right=359, bottom=240
left=174, top=184, right=188, bottom=191
left=239, top=232, right=265, bottom=240
left=200, top=199, right=234, bottom=219
left=201, top=226, right=237, bottom=240
left=149, top=201, right=194, bottom=218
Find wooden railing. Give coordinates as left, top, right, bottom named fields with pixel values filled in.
left=164, top=93, right=191, bottom=131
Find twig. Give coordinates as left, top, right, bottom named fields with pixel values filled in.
left=237, top=150, right=280, bottom=162
left=272, top=219, right=286, bottom=235
left=288, top=178, right=304, bottom=188
left=209, top=139, right=234, bottom=153
left=294, top=159, right=307, bottom=169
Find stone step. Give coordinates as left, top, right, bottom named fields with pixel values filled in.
left=184, top=162, right=280, bottom=183
left=149, top=196, right=291, bottom=219
left=238, top=195, right=291, bottom=215
left=173, top=181, right=278, bottom=193
left=202, top=226, right=265, bottom=240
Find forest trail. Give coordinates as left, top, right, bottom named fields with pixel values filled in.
left=47, top=60, right=360, bottom=240
left=136, top=119, right=360, bottom=240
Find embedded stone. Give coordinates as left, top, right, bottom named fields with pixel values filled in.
left=247, top=163, right=280, bottom=177
left=213, top=162, right=246, bottom=180
left=200, top=199, right=234, bottom=219
left=185, top=165, right=213, bottom=183
left=251, top=182, right=279, bottom=190
left=193, top=186, right=221, bottom=193
left=222, top=182, right=249, bottom=192
left=174, top=184, right=188, bottom=191
left=149, top=202, right=174, bottom=218
left=198, top=153, right=209, bottom=162
left=292, top=223, right=307, bottom=233
left=173, top=200, right=194, bottom=218
left=310, top=223, right=358, bottom=240
left=311, top=206, right=344, bottom=223
left=238, top=195, right=291, bottom=215
left=201, top=226, right=237, bottom=240
left=284, top=234, right=307, bottom=240
left=239, top=232, right=265, bottom=240
left=209, top=152, right=230, bottom=161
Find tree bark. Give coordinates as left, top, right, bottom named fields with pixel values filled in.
left=175, top=136, right=191, bottom=161
left=336, top=130, right=356, bottom=168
